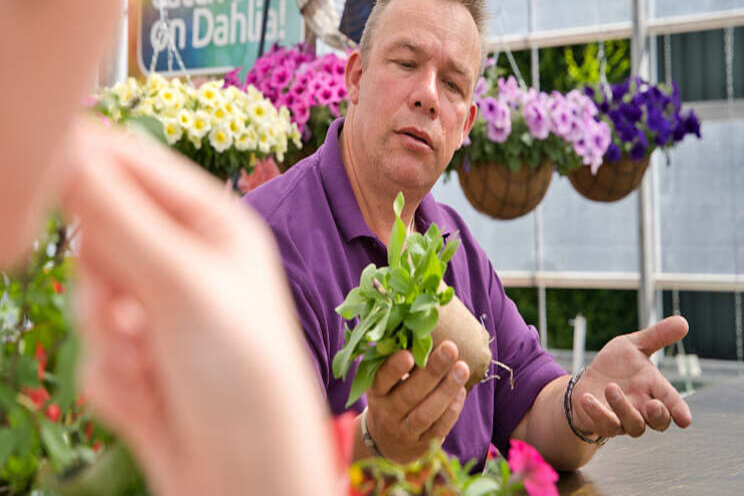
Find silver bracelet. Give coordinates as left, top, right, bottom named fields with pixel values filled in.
left=361, top=407, right=385, bottom=457
left=564, top=367, right=609, bottom=446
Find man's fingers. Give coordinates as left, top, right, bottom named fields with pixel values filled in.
left=629, top=316, right=689, bottom=357
left=64, top=126, right=200, bottom=304
left=406, top=362, right=469, bottom=437
left=369, top=350, right=414, bottom=397
left=605, top=383, right=645, bottom=438
left=644, top=399, right=672, bottom=431
left=580, top=393, right=624, bottom=438
left=650, top=376, right=693, bottom=429
left=72, top=120, right=241, bottom=239
left=420, top=388, right=466, bottom=443
left=387, top=342, right=459, bottom=418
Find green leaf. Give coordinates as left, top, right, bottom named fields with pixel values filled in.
left=463, top=477, right=501, bottom=496
left=0, top=428, right=16, bottom=469
left=17, top=355, right=41, bottom=387
left=366, top=306, right=390, bottom=342
left=388, top=218, right=407, bottom=269
left=412, top=334, right=433, bottom=368
left=388, top=267, right=411, bottom=295
left=332, top=305, right=384, bottom=380
left=53, top=333, right=80, bottom=411
left=375, top=338, right=397, bottom=356
left=393, top=192, right=405, bottom=217
left=507, top=154, right=522, bottom=172
left=335, top=288, right=366, bottom=319
left=346, top=358, right=384, bottom=408
left=439, top=236, right=461, bottom=264
left=438, top=286, right=455, bottom=306
left=40, top=420, right=75, bottom=472
left=410, top=293, right=439, bottom=314
left=405, top=308, right=439, bottom=339
left=396, top=330, right=409, bottom=350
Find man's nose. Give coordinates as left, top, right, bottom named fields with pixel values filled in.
left=411, top=69, right=439, bottom=119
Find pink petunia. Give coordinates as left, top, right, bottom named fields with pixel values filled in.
left=508, top=440, right=559, bottom=496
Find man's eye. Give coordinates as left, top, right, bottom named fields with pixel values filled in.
left=397, top=60, right=415, bottom=69
left=445, top=79, right=461, bottom=93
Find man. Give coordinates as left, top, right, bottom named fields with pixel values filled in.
left=246, top=0, right=691, bottom=471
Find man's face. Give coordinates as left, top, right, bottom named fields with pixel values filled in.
left=346, top=0, right=480, bottom=191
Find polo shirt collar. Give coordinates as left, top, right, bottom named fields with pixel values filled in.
left=318, top=118, right=454, bottom=243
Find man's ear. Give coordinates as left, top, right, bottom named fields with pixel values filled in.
left=458, top=102, right=478, bottom=149
left=345, top=51, right=363, bottom=105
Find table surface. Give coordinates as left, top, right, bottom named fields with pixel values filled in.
left=558, top=376, right=744, bottom=495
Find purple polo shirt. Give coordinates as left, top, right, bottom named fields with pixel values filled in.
left=245, top=118, right=565, bottom=469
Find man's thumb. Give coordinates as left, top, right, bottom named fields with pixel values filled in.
left=629, top=316, right=689, bottom=356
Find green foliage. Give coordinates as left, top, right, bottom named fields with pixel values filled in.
left=333, top=193, right=460, bottom=407
left=505, top=287, right=638, bottom=350
left=490, top=41, right=631, bottom=93
left=0, top=218, right=145, bottom=494
left=350, top=442, right=530, bottom=496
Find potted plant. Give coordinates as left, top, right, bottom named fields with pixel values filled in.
left=572, top=77, right=702, bottom=202
left=94, top=73, right=301, bottom=184
left=449, top=71, right=611, bottom=220
left=347, top=440, right=558, bottom=496
left=333, top=194, right=497, bottom=408
left=224, top=43, right=349, bottom=171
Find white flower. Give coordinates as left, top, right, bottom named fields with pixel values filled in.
left=209, top=124, right=233, bottom=153
left=189, top=110, right=211, bottom=139
left=146, top=73, right=167, bottom=94
left=210, top=104, right=230, bottom=125
left=178, top=109, right=194, bottom=129
left=236, top=126, right=258, bottom=151
left=228, top=117, right=245, bottom=137
left=157, top=86, right=184, bottom=111
left=188, top=133, right=203, bottom=150
left=198, top=81, right=223, bottom=108
left=162, top=118, right=183, bottom=145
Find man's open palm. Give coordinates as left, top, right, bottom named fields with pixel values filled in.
left=572, top=316, right=693, bottom=439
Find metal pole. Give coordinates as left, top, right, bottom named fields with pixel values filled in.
left=633, top=0, right=658, bottom=336
left=258, top=0, right=273, bottom=57
left=528, top=0, right=548, bottom=348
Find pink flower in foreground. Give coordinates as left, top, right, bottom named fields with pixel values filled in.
left=508, top=439, right=559, bottom=496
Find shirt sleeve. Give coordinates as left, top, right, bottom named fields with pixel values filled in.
left=489, top=270, right=567, bottom=455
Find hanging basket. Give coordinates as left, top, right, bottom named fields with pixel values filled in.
left=569, top=155, right=650, bottom=202
left=456, top=160, right=553, bottom=220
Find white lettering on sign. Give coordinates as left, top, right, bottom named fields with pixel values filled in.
left=153, top=0, right=288, bottom=51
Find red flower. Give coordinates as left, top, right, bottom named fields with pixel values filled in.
left=24, top=386, right=50, bottom=410
left=508, top=440, right=559, bottom=496
left=52, top=280, right=66, bottom=295
left=331, top=412, right=356, bottom=474
left=35, top=343, right=48, bottom=379
left=237, top=157, right=281, bottom=194
left=45, top=403, right=61, bottom=422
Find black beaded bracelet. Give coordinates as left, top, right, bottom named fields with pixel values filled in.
left=563, top=367, right=609, bottom=446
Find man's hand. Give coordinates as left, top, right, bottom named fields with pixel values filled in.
left=365, top=341, right=469, bottom=463
left=572, top=316, right=693, bottom=439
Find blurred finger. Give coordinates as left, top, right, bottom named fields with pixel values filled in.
left=644, top=399, right=672, bottom=431
left=63, top=125, right=199, bottom=304
left=580, top=393, right=624, bottom=438
left=369, top=350, right=414, bottom=397
left=605, top=383, right=645, bottom=437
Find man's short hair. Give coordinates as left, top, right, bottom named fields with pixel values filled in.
left=358, top=0, right=488, bottom=80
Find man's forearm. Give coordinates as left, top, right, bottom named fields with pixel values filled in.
left=511, top=375, right=599, bottom=471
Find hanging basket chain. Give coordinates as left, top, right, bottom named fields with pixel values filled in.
left=150, top=4, right=191, bottom=83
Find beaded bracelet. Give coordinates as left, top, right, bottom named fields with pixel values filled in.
left=563, top=367, right=609, bottom=446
